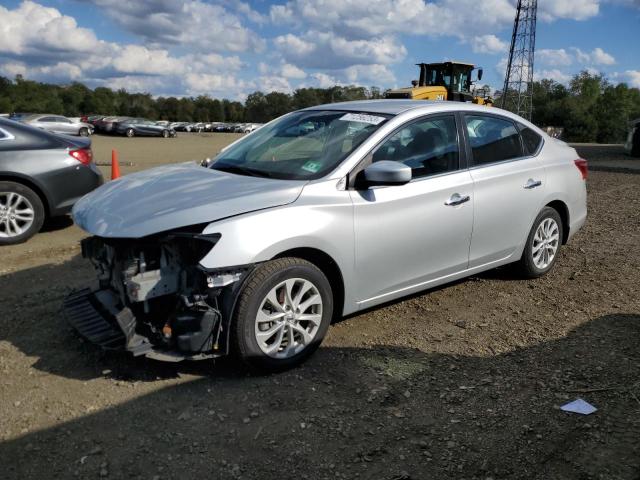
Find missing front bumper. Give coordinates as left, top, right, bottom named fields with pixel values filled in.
left=63, top=288, right=222, bottom=362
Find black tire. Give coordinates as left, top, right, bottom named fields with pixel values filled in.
left=514, top=206, right=563, bottom=279
left=232, top=257, right=333, bottom=371
left=126, top=128, right=135, bottom=138
left=0, top=181, right=45, bottom=245
left=162, top=129, right=169, bottom=138
left=79, top=127, right=90, bottom=137
left=631, top=127, right=640, bottom=157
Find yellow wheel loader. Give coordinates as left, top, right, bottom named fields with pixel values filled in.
left=386, top=61, right=493, bottom=106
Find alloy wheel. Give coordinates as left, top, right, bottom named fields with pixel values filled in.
left=532, top=217, right=560, bottom=269
left=254, top=278, right=323, bottom=359
left=0, top=192, right=35, bottom=238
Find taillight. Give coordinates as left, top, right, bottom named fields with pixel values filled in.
left=70, top=148, right=93, bottom=166
left=574, top=158, right=588, bottom=180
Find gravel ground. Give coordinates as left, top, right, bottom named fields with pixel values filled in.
left=0, top=138, right=639, bottom=480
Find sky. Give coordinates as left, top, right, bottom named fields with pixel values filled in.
left=0, top=0, right=639, bottom=100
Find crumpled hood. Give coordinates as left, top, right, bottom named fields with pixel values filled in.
left=73, top=162, right=306, bottom=238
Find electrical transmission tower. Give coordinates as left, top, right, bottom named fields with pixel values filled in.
left=500, top=0, right=537, bottom=120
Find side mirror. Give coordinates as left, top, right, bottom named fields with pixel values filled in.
left=201, top=157, right=213, bottom=167
left=362, top=161, right=411, bottom=187
left=411, top=80, right=418, bottom=87
left=477, top=68, right=483, bottom=81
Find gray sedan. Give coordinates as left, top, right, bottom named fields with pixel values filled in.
left=68, top=100, right=587, bottom=371
left=0, top=118, right=103, bottom=244
left=22, top=114, right=94, bottom=136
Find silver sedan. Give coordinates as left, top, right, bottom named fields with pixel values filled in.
left=22, top=114, right=94, bottom=136
left=69, top=100, right=587, bottom=371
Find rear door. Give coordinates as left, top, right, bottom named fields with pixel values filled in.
left=464, top=113, right=546, bottom=267
left=53, top=116, right=76, bottom=134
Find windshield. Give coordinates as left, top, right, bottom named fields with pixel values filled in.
left=210, top=110, right=391, bottom=180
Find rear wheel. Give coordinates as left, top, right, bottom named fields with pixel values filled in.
left=232, top=257, right=333, bottom=371
left=514, top=207, right=563, bottom=278
left=126, top=128, right=135, bottom=138
left=0, top=182, right=45, bottom=245
left=632, top=127, right=640, bottom=157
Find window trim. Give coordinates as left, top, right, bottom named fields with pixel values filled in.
left=517, top=122, right=544, bottom=157
left=462, top=112, right=543, bottom=169
left=0, top=127, right=15, bottom=141
left=348, top=112, right=466, bottom=189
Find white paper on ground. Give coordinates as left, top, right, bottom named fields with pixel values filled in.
left=560, top=398, right=598, bottom=415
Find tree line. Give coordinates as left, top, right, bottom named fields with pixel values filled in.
left=1, top=72, right=638, bottom=143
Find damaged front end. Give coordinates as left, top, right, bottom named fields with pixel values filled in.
left=64, top=231, right=248, bottom=361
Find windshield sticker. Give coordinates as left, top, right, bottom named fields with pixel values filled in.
left=339, top=113, right=386, bottom=125
left=301, top=160, right=322, bottom=173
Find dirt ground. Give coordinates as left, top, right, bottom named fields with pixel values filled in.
left=0, top=135, right=639, bottom=480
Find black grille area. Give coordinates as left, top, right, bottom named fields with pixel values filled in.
left=63, top=288, right=125, bottom=350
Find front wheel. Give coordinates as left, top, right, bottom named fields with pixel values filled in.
left=514, top=207, right=563, bottom=278
left=232, top=258, right=333, bottom=371
left=161, top=129, right=169, bottom=138
left=79, top=127, right=90, bottom=137
left=125, top=128, right=135, bottom=138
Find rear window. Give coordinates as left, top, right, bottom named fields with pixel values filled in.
left=465, top=114, right=523, bottom=165
left=518, top=124, right=543, bottom=156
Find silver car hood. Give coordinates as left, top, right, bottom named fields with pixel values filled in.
left=72, top=162, right=306, bottom=238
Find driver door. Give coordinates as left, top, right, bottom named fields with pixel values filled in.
left=350, top=114, right=474, bottom=308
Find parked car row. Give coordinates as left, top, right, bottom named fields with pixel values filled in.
left=172, top=122, right=262, bottom=133
left=9, top=113, right=94, bottom=136
left=87, top=116, right=176, bottom=138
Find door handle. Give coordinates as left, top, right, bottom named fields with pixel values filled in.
left=444, top=193, right=470, bottom=206
left=524, top=179, right=542, bottom=189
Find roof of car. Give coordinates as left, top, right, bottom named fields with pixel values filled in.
left=304, top=99, right=492, bottom=116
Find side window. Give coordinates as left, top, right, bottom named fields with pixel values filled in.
left=39, top=117, right=56, bottom=122
left=0, top=129, right=6, bottom=139
left=465, top=115, right=523, bottom=165
left=518, top=124, right=543, bottom=156
left=372, top=115, right=460, bottom=179
left=55, top=116, right=71, bottom=123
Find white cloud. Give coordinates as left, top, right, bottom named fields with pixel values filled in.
left=88, top=0, right=265, bottom=53
left=590, top=47, right=616, bottom=65
left=280, top=63, right=307, bottom=79
left=257, top=75, right=292, bottom=93
left=571, top=47, right=616, bottom=65
left=310, top=72, right=340, bottom=88
left=535, top=69, right=572, bottom=83
left=343, top=64, right=396, bottom=84
left=537, top=49, right=573, bottom=67
left=472, top=35, right=508, bottom=55
left=538, top=0, right=600, bottom=21
left=270, top=0, right=515, bottom=40
left=274, top=32, right=406, bottom=69
left=112, top=45, right=184, bottom=76
left=0, top=1, right=103, bottom=57
left=621, top=70, right=640, bottom=88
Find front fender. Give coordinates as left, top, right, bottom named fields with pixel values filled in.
left=199, top=182, right=358, bottom=313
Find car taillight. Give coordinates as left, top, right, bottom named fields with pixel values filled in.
left=574, top=158, right=588, bottom=180
left=70, top=148, right=93, bottom=166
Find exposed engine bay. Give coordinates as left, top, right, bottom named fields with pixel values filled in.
left=65, top=232, right=249, bottom=361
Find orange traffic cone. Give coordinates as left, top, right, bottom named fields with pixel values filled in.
left=111, top=149, right=121, bottom=180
